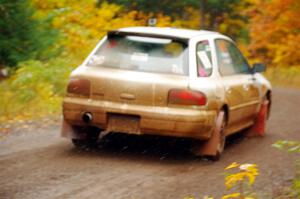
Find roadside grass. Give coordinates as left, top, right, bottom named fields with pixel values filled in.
left=0, top=57, right=76, bottom=125
left=272, top=141, right=300, bottom=198
left=265, top=67, right=300, bottom=89
left=292, top=163, right=300, bottom=197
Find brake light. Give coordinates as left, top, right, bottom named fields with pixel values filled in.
left=67, top=78, right=90, bottom=96
left=168, top=89, right=207, bottom=106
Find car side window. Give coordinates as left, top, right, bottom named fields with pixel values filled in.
left=227, top=41, right=251, bottom=74
left=215, top=40, right=235, bottom=76
left=196, top=40, right=212, bottom=77
left=215, top=39, right=250, bottom=76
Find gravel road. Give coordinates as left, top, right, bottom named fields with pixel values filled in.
left=0, top=88, right=300, bottom=199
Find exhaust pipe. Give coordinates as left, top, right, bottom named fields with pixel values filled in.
left=82, top=112, right=93, bottom=123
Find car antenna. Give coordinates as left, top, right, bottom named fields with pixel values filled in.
left=148, top=18, right=157, bottom=27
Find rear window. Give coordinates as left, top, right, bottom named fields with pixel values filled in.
left=87, top=35, right=189, bottom=75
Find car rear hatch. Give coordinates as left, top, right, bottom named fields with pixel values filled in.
left=85, top=31, right=190, bottom=107
left=86, top=68, right=189, bottom=106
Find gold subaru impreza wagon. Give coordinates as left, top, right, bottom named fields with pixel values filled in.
left=62, top=27, right=271, bottom=159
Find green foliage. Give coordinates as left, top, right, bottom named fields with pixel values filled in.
left=101, top=0, right=240, bottom=18
left=101, top=0, right=192, bottom=16
left=291, top=173, right=300, bottom=198
left=0, top=0, right=60, bottom=67
left=264, top=67, right=300, bottom=89
left=273, top=140, right=300, bottom=153
left=101, top=0, right=249, bottom=39
left=223, top=162, right=258, bottom=199
left=0, top=58, right=73, bottom=121
left=292, top=164, right=300, bottom=198
left=273, top=140, right=300, bottom=198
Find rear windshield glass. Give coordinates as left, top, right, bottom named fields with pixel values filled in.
left=87, top=35, right=189, bottom=75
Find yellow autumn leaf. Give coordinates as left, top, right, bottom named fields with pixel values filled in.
left=225, top=173, right=245, bottom=190
left=245, top=172, right=256, bottom=185
left=203, top=196, right=214, bottom=199
left=225, top=162, right=240, bottom=170
left=221, top=193, right=241, bottom=199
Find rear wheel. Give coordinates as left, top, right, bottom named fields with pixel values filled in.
left=213, top=114, right=226, bottom=160
left=71, top=126, right=101, bottom=149
left=191, top=110, right=226, bottom=161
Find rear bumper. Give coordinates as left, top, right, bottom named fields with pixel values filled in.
left=62, top=97, right=217, bottom=140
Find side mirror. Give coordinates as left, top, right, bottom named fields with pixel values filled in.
left=252, top=63, right=266, bottom=73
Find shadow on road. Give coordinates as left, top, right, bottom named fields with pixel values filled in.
left=64, top=131, right=248, bottom=164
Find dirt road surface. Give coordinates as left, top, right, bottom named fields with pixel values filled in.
left=1, top=88, right=300, bottom=199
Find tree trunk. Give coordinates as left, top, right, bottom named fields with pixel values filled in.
left=200, top=0, right=207, bottom=29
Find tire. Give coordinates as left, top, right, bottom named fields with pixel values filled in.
left=191, top=110, right=227, bottom=161
left=71, top=126, right=100, bottom=149
left=212, top=113, right=226, bottom=160
left=209, top=111, right=226, bottom=161
left=72, top=138, right=98, bottom=148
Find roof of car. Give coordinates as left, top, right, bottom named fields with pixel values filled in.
left=117, top=27, right=220, bottom=39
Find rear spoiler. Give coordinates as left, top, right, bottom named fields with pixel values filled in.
left=107, top=30, right=189, bottom=45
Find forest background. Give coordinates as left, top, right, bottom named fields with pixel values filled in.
left=0, top=0, right=299, bottom=122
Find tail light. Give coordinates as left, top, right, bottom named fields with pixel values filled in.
left=168, top=89, right=207, bottom=106
left=67, top=78, right=90, bottom=97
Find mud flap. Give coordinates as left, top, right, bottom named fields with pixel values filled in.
left=192, top=111, right=224, bottom=157
left=61, top=119, right=84, bottom=139
left=247, top=100, right=269, bottom=137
